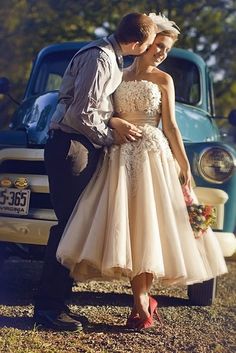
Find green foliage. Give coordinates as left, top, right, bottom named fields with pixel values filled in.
left=0, top=0, right=235, bottom=127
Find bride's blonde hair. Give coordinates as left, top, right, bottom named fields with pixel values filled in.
left=148, top=12, right=180, bottom=42
left=157, top=29, right=179, bottom=42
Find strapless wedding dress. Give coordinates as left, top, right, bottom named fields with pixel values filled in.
left=56, top=80, right=227, bottom=284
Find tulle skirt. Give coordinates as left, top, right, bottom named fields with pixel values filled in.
left=56, top=125, right=227, bottom=284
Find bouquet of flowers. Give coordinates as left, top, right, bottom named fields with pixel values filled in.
left=182, top=185, right=216, bottom=238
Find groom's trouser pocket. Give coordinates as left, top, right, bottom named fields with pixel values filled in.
left=44, top=129, right=101, bottom=223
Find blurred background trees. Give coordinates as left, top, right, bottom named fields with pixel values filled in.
left=0, top=0, right=235, bottom=128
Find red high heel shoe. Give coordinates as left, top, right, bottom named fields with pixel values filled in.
left=135, top=315, right=153, bottom=330
left=126, top=312, right=140, bottom=329
left=134, top=296, right=162, bottom=330
left=149, top=296, right=163, bottom=325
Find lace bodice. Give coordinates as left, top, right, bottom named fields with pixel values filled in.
left=114, top=80, right=161, bottom=116
left=109, top=80, right=172, bottom=194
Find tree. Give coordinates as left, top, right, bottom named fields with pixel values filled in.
left=0, top=0, right=235, bottom=128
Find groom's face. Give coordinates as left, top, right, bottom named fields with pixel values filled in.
left=133, top=29, right=156, bottom=55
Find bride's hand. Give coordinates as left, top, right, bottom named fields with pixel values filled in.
left=109, top=117, right=142, bottom=142
left=180, top=165, right=192, bottom=188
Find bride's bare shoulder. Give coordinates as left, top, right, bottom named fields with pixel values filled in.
left=151, top=68, right=173, bottom=87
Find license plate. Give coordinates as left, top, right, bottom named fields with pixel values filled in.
left=0, top=187, right=31, bottom=215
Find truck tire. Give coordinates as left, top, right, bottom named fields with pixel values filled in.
left=0, top=242, right=7, bottom=269
left=187, top=278, right=217, bottom=306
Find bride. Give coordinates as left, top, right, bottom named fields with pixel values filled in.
left=56, top=13, right=227, bottom=330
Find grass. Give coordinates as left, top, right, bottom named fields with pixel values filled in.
left=0, top=259, right=235, bottom=353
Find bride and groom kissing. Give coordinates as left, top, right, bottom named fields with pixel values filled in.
left=33, top=12, right=227, bottom=332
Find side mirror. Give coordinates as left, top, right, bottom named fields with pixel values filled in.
left=228, top=109, right=236, bottom=126
left=0, top=77, right=20, bottom=105
left=0, top=77, right=10, bottom=95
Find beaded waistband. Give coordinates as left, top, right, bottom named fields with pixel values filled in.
left=118, top=112, right=159, bottom=127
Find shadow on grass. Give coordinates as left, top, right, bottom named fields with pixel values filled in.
left=70, top=291, right=189, bottom=308
left=0, top=314, right=163, bottom=334
left=0, top=315, right=34, bottom=330
left=0, top=287, right=189, bottom=307
left=83, top=321, right=162, bottom=335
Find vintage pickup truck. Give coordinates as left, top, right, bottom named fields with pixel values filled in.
left=0, top=42, right=236, bottom=278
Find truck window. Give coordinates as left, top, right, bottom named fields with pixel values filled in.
left=159, top=57, right=200, bottom=105
left=32, top=51, right=78, bottom=95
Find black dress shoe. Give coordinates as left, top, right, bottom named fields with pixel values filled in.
left=33, top=309, right=83, bottom=331
left=63, top=305, right=89, bottom=325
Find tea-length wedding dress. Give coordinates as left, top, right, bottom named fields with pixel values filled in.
left=56, top=80, right=227, bottom=284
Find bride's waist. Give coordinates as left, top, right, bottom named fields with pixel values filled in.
left=117, top=112, right=159, bottom=127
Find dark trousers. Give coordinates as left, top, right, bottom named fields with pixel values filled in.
left=35, top=130, right=101, bottom=311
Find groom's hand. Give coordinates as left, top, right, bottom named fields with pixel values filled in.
left=113, top=130, right=127, bottom=144
left=109, top=117, right=142, bottom=144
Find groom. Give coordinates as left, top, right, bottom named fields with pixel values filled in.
left=33, top=13, right=157, bottom=331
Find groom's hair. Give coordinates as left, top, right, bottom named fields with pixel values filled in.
left=115, top=13, right=156, bottom=44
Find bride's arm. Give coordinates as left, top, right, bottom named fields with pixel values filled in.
left=157, top=72, right=191, bottom=187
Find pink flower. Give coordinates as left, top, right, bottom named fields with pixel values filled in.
left=182, top=185, right=193, bottom=206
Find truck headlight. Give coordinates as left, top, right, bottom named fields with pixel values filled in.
left=198, top=147, right=236, bottom=183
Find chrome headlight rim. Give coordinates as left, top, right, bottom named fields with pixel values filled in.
left=197, top=146, right=236, bottom=184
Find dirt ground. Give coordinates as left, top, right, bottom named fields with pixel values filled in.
left=0, top=258, right=235, bottom=353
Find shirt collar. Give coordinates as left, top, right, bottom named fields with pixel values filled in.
left=107, top=34, right=123, bottom=69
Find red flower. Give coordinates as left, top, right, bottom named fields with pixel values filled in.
left=181, top=186, right=216, bottom=238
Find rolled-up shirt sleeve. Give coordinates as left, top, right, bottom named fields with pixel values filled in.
left=61, top=49, right=115, bottom=146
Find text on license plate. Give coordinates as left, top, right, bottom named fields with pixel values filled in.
left=0, top=187, right=31, bottom=215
